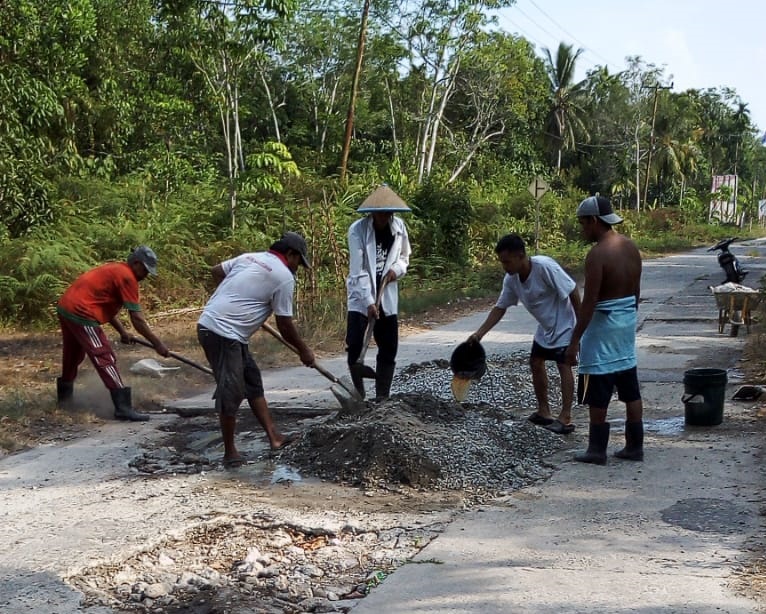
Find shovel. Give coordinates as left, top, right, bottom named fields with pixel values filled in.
left=260, top=322, right=364, bottom=412
left=130, top=337, right=214, bottom=375
left=350, top=278, right=389, bottom=381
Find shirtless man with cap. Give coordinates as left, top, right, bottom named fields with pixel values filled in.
left=565, top=196, right=644, bottom=465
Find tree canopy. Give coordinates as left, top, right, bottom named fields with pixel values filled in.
left=1, top=0, right=764, bottom=324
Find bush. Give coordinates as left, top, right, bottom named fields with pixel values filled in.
left=411, top=180, right=473, bottom=267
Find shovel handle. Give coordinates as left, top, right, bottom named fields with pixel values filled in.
left=260, top=322, right=342, bottom=384
left=357, top=278, right=389, bottom=364
left=260, top=322, right=363, bottom=407
left=130, top=337, right=213, bottom=375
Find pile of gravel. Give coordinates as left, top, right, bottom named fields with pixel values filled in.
left=280, top=355, right=568, bottom=494
left=393, top=352, right=561, bottom=407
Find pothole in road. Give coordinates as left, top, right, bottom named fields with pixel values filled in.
left=104, top=357, right=569, bottom=612
left=68, top=513, right=444, bottom=613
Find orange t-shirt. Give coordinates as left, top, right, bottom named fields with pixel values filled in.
left=57, top=262, right=141, bottom=325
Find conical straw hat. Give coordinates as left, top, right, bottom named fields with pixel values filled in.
left=357, top=184, right=411, bottom=213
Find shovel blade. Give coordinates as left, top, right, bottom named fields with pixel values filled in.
left=130, top=358, right=181, bottom=378
left=331, top=384, right=364, bottom=413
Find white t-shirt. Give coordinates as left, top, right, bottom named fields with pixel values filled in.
left=496, top=255, right=576, bottom=349
left=198, top=251, right=295, bottom=344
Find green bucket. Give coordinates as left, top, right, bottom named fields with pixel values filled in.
left=682, top=368, right=727, bottom=426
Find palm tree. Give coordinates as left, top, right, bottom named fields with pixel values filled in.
left=543, top=42, right=589, bottom=171
left=652, top=135, right=701, bottom=206
left=732, top=101, right=750, bottom=175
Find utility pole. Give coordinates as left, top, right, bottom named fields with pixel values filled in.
left=634, top=119, right=641, bottom=214
left=641, top=82, right=673, bottom=207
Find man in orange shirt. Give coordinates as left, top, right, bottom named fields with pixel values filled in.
left=56, top=246, right=169, bottom=421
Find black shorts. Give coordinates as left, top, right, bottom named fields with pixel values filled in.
left=578, top=366, right=641, bottom=409
left=530, top=340, right=568, bottom=365
left=197, top=325, right=264, bottom=416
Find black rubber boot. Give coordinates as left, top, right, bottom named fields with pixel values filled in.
left=614, top=420, right=644, bottom=461
left=350, top=369, right=366, bottom=400
left=574, top=422, right=610, bottom=465
left=56, top=377, right=74, bottom=409
left=375, top=361, right=396, bottom=400
left=111, top=387, right=150, bottom=422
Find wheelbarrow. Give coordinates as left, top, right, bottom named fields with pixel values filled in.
left=710, top=284, right=761, bottom=337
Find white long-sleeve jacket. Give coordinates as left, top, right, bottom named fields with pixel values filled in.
left=346, top=215, right=411, bottom=316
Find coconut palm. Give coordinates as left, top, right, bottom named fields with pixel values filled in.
left=651, top=134, right=702, bottom=206
left=543, top=42, right=589, bottom=171
left=732, top=101, right=751, bottom=174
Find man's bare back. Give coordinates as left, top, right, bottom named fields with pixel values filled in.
left=587, top=230, right=641, bottom=302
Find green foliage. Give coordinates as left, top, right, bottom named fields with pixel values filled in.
left=410, top=180, right=473, bottom=268
left=0, top=231, right=93, bottom=324
left=0, top=0, right=764, bottom=329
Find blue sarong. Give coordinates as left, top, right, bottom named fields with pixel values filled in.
left=579, top=296, right=637, bottom=375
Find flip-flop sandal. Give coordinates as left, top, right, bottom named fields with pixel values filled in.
left=222, top=456, right=246, bottom=469
left=543, top=419, right=576, bottom=435
left=527, top=412, right=555, bottom=426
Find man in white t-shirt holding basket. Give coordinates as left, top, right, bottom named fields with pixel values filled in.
left=468, top=234, right=580, bottom=434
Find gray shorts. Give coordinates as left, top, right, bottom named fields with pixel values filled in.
left=197, top=325, right=264, bottom=416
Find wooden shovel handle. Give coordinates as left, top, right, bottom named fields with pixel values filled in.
left=358, top=278, right=390, bottom=363
left=260, top=322, right=342, bottom=385
left=130, top=337, right=213, bottom=375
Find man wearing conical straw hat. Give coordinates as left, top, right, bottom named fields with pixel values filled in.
left=346, top=184, right=412, bottom=400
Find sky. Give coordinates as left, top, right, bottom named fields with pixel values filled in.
left=495, top=0, right=766, bottom=134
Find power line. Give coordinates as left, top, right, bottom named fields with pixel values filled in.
left=506, top=4, right=610, bottom=72
left=499, top=15, right=552, bottom=52
left=512, top=3, right=562, bottom=45
left=523, top=0, right=620, bottom=69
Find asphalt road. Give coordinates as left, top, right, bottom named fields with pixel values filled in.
left=350, top=237, right=766, bottom=614
left=1, top=238, right=764, bottom=614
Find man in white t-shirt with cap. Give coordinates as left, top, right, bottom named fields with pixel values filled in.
left=469, top=234, right=581, bottom=434
left=197, top=231, right=316, bottom=468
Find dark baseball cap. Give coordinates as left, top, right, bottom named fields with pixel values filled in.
left=128, top=245, right=158, bottom=275
left=576, top=195, right=623, bottom=225
left=281, top=231, right=311, bottom=268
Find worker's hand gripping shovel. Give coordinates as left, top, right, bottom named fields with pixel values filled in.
left=260, top=322, right=364, bottom=413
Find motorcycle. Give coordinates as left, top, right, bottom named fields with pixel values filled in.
left=708, top=237, right=748, bottom=285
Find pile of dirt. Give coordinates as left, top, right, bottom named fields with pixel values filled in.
left=279, top=390, right=564, bottom=495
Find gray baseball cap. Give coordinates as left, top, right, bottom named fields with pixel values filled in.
left=128, top=245, right=158, bottom=275
left=281, top=231, right=311, bottom=268
left=576, top=195, right=623, bottom=225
